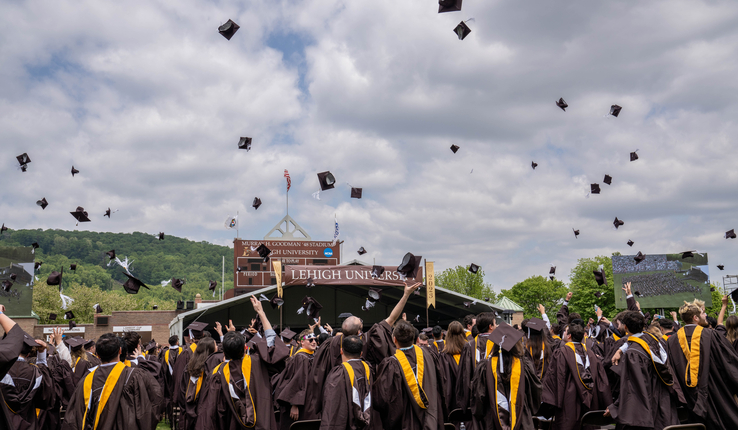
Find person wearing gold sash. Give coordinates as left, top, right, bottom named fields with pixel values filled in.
left=62, top=333, right=162, bottom=430
left=160, top=335, right=182, bottom=426
left=455, top=311, right=498, bottom=415
left=178, top=337, right=216, bottom=430
left=470, top=322, right=541, bottom=430
left=372, top=319, right=444, bottom=430
left=273, top=329, right=319, bottom=429
left=171, top=322, right=210, bottom=424
left=665, top=299, right=738, bottom=428
left=436, top=321, right=467, bottom=429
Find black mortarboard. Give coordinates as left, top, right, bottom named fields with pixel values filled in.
left=153, top=304, right=158, bottom=310
left=69, top=264, right=76, bottom=271
left=604, top=175, right=612, bottom=185
left=357, top=247, right=367, bottom=255
left=70, top=207, right=91, bottom=223
left=94, top=304, right=103, bottom=313
left=256, top=244, right=270, bottom=262
left=299, top=296, right=323, bottom=319
left=0, top=223, right=7, bottom=233
left=710, top=287, right=716, bottom=292
left=122, top=273, right=149, bottom=294
left=681, top=251, right=695, bottom=259
left=438, top=0, right=462, bottom=13
left=106, top=250, right=116, bottom=260
left=613, top=217, right=624, bottom=229
left=397, top=253, right=422, bottom=279
left=185, top=322, right=208, bottom=336
left=368, top=287, right=382, bottom=301
left=726, top=229, right=736, bottom=239
left=236, top=265, right=245, bottom=272
left=71, top=166, right=79, bottom=177
left=594, top=291, right=603, bottom=298
left=338, top=312, right=353, bottom=319
left=526, top=318, right=546, bottom=332
left=490, top=322, right=523, bottom=352
left=145, top=341, right=157, bottom=352
left=414, top=315, right=421, bottom=323
left=47, top=271, right=62, bottom=286
left=593, top=268, right=607, bottom=286
left=634, top=290, right=642, bottom=297
left=159, top=232, right=165, bottom=240
left=17, top=153, right=31, bottom=169
left=209, top=280, right=217, bottom=292
left=573, top=229, right=579, bottom=238
left=351, top=188, right=363, bottom=199
left=531, top=161, right=538, bottom=170
left=371, top=265, right=385, bottom=278
left=65, top=337, right=86, bottom=351
left=591, top=183, right=600, bottom=194
left=630, top=151, right=639, bottom=162
left=32, top=243, right=40, bottom=252
left=9, top=274, right=16, bottom=281
left=171, top=278, right=185, bottom=293
left=23, top=334, right=38, bottom=348
left=468, top=263, right=480, bottom=274
left=731, top=288, right=738, bottom=302
left=218, top=19, right=240, bottom=40
left=549, top=266, right=556, bottom=275
left=634, top=251, right=646, bottom=265
left=484, top=297, right=491, bottom=302
left=64, top=311, right=74, bottom=320
left=610, top=105, right=622, bottom=117
left=556, top=98, right=568, bottom=111
left=306, top=277, right=316, bottom=287
left=422, top=327, right=433, bottom=334
left=252, top=197, right=262, bottom=210
left=104, top=208, right=111, bottom=218
left=450, top=144, right=460, bottom=153
left=718, top=265, right=725, bottom=271
left=37, top=198, right=48, bottom=210
left=453, top=21, right=471, bottom=40
left=35, top=261, right=42, bottom=270
left=270, top=294, right=284, bottom=309
left=238, top=136, right=252, bottom=150
left=48, top=313, right=56, bottom=321
left=280, top=328, right=296, bottom=340
left=317, top=171, right=336, bottom=191
left=2, top=280, right=12, bottom=292
left=627, top=240, right=634, bottom=247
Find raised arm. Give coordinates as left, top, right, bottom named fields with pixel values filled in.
left=385, top=282, right=421, bottom=326
left=0, top=305, right=16, bottom=334
left=556, top=292, right=572, bottom=325
left=718, top=295, right=729, bottom=326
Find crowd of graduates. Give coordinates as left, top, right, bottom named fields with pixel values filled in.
left=1, top=280, right=738, bottom=429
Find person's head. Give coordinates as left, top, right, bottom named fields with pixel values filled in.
left=512, top=324, right=519, bottom=330
left=679, top=299, right=707, bottom=327
left=568, top=312, right=582, bottom=325
left=646, top=323, right=663, bottom=337
left=187, top=337, right=216, bottom=377
left=476, top=312, right=498, bottom=334
left=706, top=316, right=718, bottom=329
left=443, top=321, right=467, bottom=355
left=341, top=335, right=363, bottom=360
left=565, top=323, right=585, bottom=343
left=122, top=332, right=141, bottom=357
left=613, top=311, right=627, bottom=333
left=657, top=318, right=675, bottom=336
left=317, top=332, right=329, bottom=346
left=222, top=332, right=246, bottom=360
left=432, top=325, right=443, bottom=340
left=97, top=333, right=123, bottom=363
left=621, top=311, right=645, bottom=335
left=462, top=314, right=476, bottom=331
left=299, top=329, right=318, bottom=352
left=725, top=316, right=738, bottom=343
left=417, top=333, right=429, bottom=346
left=392, top=320, right=416, bottom=348
left=20, top=342, right=34, bottom=357
left=169, top=335, right=179, bottom=346
left=342, top=316, right=363, bottom=336
left=550, top=323, right=561, bottom=337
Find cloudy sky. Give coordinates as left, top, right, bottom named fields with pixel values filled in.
left=2, top=0, right=737, bottom=292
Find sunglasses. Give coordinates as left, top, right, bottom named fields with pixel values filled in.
left=302, top=335, right=317, bottom=342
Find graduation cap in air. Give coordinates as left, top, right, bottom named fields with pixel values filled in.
left=609, top=105, right=622, bottom=117
left=531, top=161, right=538, bottom=170
left=71, top=166, right=79, bottom=177
left=718, top=265, right=725, bottom=271
left=549, top=266, right=556, bottom=276
left=70, top=207, right=91, bottom=223
left=362, top=299, right=376, bottom=311
left=23, top=334, right=38, bottom=349
left=31, top=243, right=40, bottom=253
left=730, top=288, right=738, bottom=303
left=604, top=175, right=612, bottom=185
left=726, top=229, right=736, bottom=239
left=34, top=261, right=42, bottom=270
left=298, top=296, right=323, bottom=319
left=280, top=328, right=297, bottom=340
left=556, top=98, right=568, bottom=111
left=1, top=280, right=12, bottom=292
left=490, top=322, right=523, bottom=352
left=159, top=232, right=165, bottom=240
left=17, top=153, right=31, bottom=171
left=256, top=244, right=271, bottom=262
left=338, top=312, right=353, bottom=319
left=236, top=265, right=246, bottom=272
left=351, top=188, right=363, bottom=199
left=37, top=198, right=48, bottom=210
left=270, top=294, right=284, bottom=309
left=634, top=290, right=642, bottom=297
left=630, top=151, right=639, bottom=162
left=171, top=278, right=185, bottom=293
left=238, top=136, right=252, bottom=150
left=450, top=144, right=460, bottom=153
left=48, top=313, right=57, bottom=321
left=47, top=271, right=62, bottom=286
left=122, top=273, right=149, bottom=294
left=594, top=291, right=604, bottom=298
left=634, top=251, right=646, bottom=265
left=70, top=264, right=77, bottom=271
left=371, top=265, right=385, bottom=279
left=710, top=287, right=716, bottom=292
left=613, top=217, right=624, bottom=229
left=453, top=21, right=471, bottom=40
left=317, top=171, right=336, bottom=191
left=438, top=0, right=462, bottom=13
left=209, top=280, right=217, bottom=292
left=104, top=208, right=111, bottom=218
left=397, top=253, right=423, bottom=279
left=590, top=184, right=600, bottom=194
left=0, top=223, right=7, bottom=233
left=252, top=197, right=262, bottom=210
left=469, top=263, right=480, bottom=274
left=484, top=297, right=491, bottom=302
left=357, top=247, right=367, bottom=255
left=414, top=315, right=421, bottom=323
left=106, top=250, right=116, bottom=260
left=421, top=327, right=433, bottom=335
left=627, top=240, right=634, bottom=247
left=218, top=19, right=240, bottom=40
left=573, top=229, right=579, bottom=238
left=593, top=268, right=607, bottom=286
left=94, top=304, right=103, bottom=313
left=64, top=311, right=74, bottom=320
left=9, top=274, right=16, bottom=281
left=368, top=287, right=382, bottom=301
left=153, top=305, right=158, bottom=310
left=681, top=251, right=696, bottom=259
left=306, top=278, right=316, bottom=288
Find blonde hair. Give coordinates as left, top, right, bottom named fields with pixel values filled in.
left=679, top=299, right=705, bottom=324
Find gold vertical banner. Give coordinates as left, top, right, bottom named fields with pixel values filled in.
left=426, top=261, right=435, bottom=309
left=273, top=260, right=283, bottom=297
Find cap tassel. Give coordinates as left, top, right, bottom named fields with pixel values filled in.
left=189, top=329, right=193, bottom=339
left=499, top=335, right=506, bottom=373
left=59, top=292, right=74, bottom=310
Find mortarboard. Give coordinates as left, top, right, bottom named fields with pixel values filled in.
left=627, top=240, right=634, bottom=247
left=153, top=305, right=158, bottom=310
left=549, top=266, right=556, bottom=275
left=453, top=21, right=471, bottom=40
left=371, top=265, right=385, bottom=278
left=104, top=208, right=111, bottom=218
left=634, top=290, right=642, bottom=297
left=238, top=137, right=252, bottom=150
left=362, top=299, right=375, bottom=311
left=48, top=313, right=57, bottom=321
left=23, top=334, right=39, bottom=348
left=604, top=175, right=612, bottom=185
left=64, top=311, right=74, bottom=320
left=556, top=98, right=568, bottom=111
left=438, top=0, right=462, bottom=13
left=306, top=277, right=316, bottom=287
left=484, top=297, right=491, bottom=302
left=71, top=166, right=79, bottom=177
left=710, top=287, right=716, bottom=292
left=718, top=265, right=725, bottom=271
left=726, top=229, right=736, bottom=239
left=490, top=322, right=523, bottom=352
left=525, top=318, right=546, bottom=332
left=681, top=251, right=695, bottom=259
left=414, top=315, right=421, bottom=323
left=368, top=287, right=382, bottom=301
left=338, top=312, right=353, bottom=319
left=590, top=184, right=600, bottom=194
left=634, top=251, right=646, bottom=265
left=0, top=223, right=7, bottom=233
left=2, top=280, right=12, bottom=292
left=145, top=341, right=157, bottom=352
left=270, top=294, right=284, bottom=309
left=209, top=280, right=217, bottom=292
left=37, top=198, right=49, bottom=210
left=317, top=171, right=336, bottom=191
left=298, top=296, right=323, bottom=319
left=171, top=278, right=185, bottom=293
left=70, top=207, right=91, bottom=223
left=70, top=264, right=77, bottom=271
left=594, top=291, right=603, bottom=298
left=17, top=153, right=31, bottom=170
left=593, top=268, right=607, bottom=286
left=256, top=244, right=270, bottom=261
left=159, top=232, right=165, bottom=240
left=218, top=19, right=240, bottom=40
left=531, top=161, right=538, bottom=170
left=731, top=288, right=738, bottom=303
left=421, top=327, right=433, bottom=334
left=47, top=271, right=62, bottom=286
left=186, top=322, right=208, bottom=338
left=65, top=337, right=86, bottom=351
left=573, top=229, right=579, bottom=238
left=357, top=247, right=367, bottom=255
left=397, top=253, right=423, bottom=279
left=630, top=151, right=639, bottom=162
left=280, top=328, right=296, bottom=340
left=35, top=261, right=42, bottom=270
left=613, top=217, right=624, bottom=229
left=252, top=197, right=262, bottom=210
left=463, top=301, right=471, bottom=308
left=9, top=274, right=16, bottom=281
left=468, top=263, right=480, bottom=274
left=122, top=273, right=149, bottom=294
left=609, top=105, right=622, bottom=117
left=106, top=250, right=116, bottom=260
left=94, top=304, right=103, bottom=313
left=450, top=144, right=460, bottom=153
left=351, top=188, right=363, bottom=199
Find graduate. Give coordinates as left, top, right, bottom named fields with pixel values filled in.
left=430, top=326, right=444, bottom=354
left=455, top=311, right=497, bottom=413
left=40, top=327, right=75, bottom=430
left=521, top=316, right=557, bottom=382
left=179, top=336, right=216, bottom=430
left=160, top=335, right=183, bottom=425
left=171, top=322, right=210, bottom=421
left=62, top=333, right=162, bottom=430
left=665, top=299, right=738, bottom=428
left=372, top=319, right=444, bottom=430
left=67, top=337, right=97, bottom=387
left=319, top=335, right=373, bottom=430
left=462, top=314, right=475, bottom=339
left=273, top=329, right=319, bottom=429
left=436, top=321, right=467, bottom=428
left=470, top=322, right=542, bottom=430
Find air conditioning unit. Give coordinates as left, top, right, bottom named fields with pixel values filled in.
left=96, top=316, right=109, bottom=326
left=176, top=301, right=184, bottom=310
left=186, top=301, right=195, bottom=310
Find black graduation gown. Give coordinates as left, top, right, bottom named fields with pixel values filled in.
left=0, top=325, right=24, bottom=380
left=179, top=369, right=211, bottom=430
left=61, top=362, right=161, bottom=430
left=204, top=352, right=224, bottom=375
left=437, top=352, right=462, bottom=425
left=455, top=333, right=494, bottom=412
left=71, top=358, right=96, bottom=388
left=320, top=359, right=375, bottom=430
left=0, top=358, right=55, bottom=430
left=273, top=350, right=317, bottom=429
left=666, top=325, right=738, bottom=428
left=160, top=346, right=183, bottom=415
left=431, top=340, right=444, bottom=354
left=38, top=354, right=75, bottom=430
left=171, top=343, right=198, bottom=411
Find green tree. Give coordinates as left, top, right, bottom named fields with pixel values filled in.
left=499, top=276, right=567, bottom=320
left=435, top=266, right=497, bottom=302
left=568, top=255, right=615, bottom=319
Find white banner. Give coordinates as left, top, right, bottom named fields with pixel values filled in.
left=113, top=325, right=152, bottom=332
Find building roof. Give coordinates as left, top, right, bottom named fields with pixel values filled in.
left=494, top=296, right=524, bottom=312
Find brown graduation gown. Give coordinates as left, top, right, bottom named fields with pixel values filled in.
left=171, top=343, right=198, bottom=412
left=437, top=351, right=462, bottom=425
left=39, top=354, right=75, bottom=430
left=71, top=358, right=96, bottom=388
left=666, top=325, right=738, bottom=428
left=0, top=358, right=55, bottom=430
left=454, top=332, right=494, bottom=412
left=320, top=359, right=374, bottom=430
left=179, top=369, right=211, bottom=430
left=160, top=345, right=183, bottom=416
left=273, top=350, right=317, bottom=429
left=61, top=362, right=161, bottom=430
left=430, top=339, right=444, bottom=354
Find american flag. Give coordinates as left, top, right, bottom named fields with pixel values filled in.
left=332, top=215, right=339, bottom=245
left=284, top=169, right=291, bottom=192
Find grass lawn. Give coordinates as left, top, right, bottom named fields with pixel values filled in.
left=613, top=269, right=712, bottom=309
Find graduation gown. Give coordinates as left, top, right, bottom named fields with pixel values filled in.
left=273, top=349, right=318, bottom=429
left=372, top=345, right=444, bottom=430
left=0, top=325, right=24, bottom=380
left=71, top=357, right=96, bottom=388
left=171, top=343, right=198, bottom=411
left=540, top=342, right=612, bottom=430
left=160, top=346, right=184, bottom=414
left=0, top=358, right=55, bottom=430
left=204, top=352, right=224, bottom=375
left=431, top=340, right=444, bottom=355
left=61, top=361, right=161, bottom=430
left=39, top=354, right=75, bottom=430
left=666, top=325, right=738, bottom=428
left=179, top=369, right=211, bottom=430
left=320, top=359, right=374, bottom=430
left=455, top=333, right=495, bottom=412
left=86, top=352, right=101, bottom=367
left=437, top=352, right=462, bottom=425
left=470, top=355, right=541, bottom=430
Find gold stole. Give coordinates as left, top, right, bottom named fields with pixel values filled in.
left=165, top=347, right=183, bottom=365
left=474, top=335, right=494, bottom=366
left=490, top=356, right=521, bottom=430
left=552, top=335, right=561, bottom=340
left=82, top=362, right=126, bottom=430
left=190, top=343, right=197, bottom=353
left=295, top=348, right=315, bottom=355
left=529, top=342, right=545, bottom=378
left=221, top=357, right=256, bottom=428
left=453, top=354, right=461, bottom=365
left=564, top=342, right=591, bottom=390
left=627, top=334, right=672, bottom=386
left=74, top=357, right=81, bottom=370
left=289, top=345, right=296, bottom=357
left=677, top=326, right=703, bottom=388
left=612, top=333, right=621, bottom=341
left=342, top=361, right=371, bottom=388
left=188, top=374, right=204, bottom=401
left=394, top=345, right=428, bottom=409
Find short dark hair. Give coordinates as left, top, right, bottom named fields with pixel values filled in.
left=706, top=316, right=718, bottom=329
left=317, top=332, right=329, bottom=345
left=342, top=335, right=363, bottom=359
left=462, top=314, right=475, bottom=329
left=20, top=343, right=34, bottom=356
left=432, top=326, right=443, bottom=339
left=169, top=335, right=179, bottom=346
left=122, top=332, right=141, bottom=356
left=418, top=333, right=429, bottom=341
left=621, top=311, right=645, bottom=334
left=568, top=312, right=582, bottom=324
left=222, top=332, right=246, bottom=360
left=97, top=333, right=122, bottom=363
left=657, top=319, right=674, bottom=331
left=567, top=323, right=585, bottom=343
left=550, top=323, right=560, bottom=336
left=392, top=321, right=416, bottom=348
left=476, top=312, right=497, bottom=333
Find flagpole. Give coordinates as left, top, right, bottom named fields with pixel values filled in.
left=221, top=256, right=225, bottom=301
left=236, top=211, right=239, bottom=239
left=424, top=258, right=429, bottom=329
